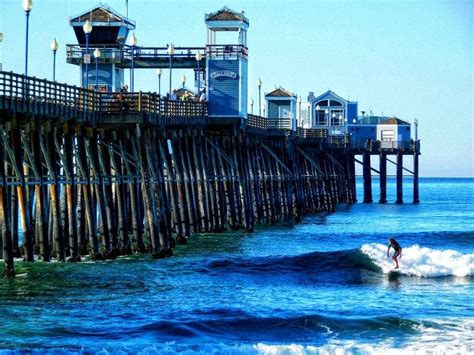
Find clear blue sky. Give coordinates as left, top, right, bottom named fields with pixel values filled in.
left=0, top=0, right=472, bottom=177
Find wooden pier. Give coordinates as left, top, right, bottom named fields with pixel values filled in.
left=0, top=71, right=419, bottom=277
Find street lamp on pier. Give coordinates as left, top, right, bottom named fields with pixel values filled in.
left=298, top=96, right=302, bottom=127
left=181, top=74, right=186, bottom=89
left=23, top=0, right=33, bottom=77
left=263, top=103, right=266, bottom=117
left=0, top=32, right=3, bottom=71
left=324, top=108, right=329, bottom=125
left=257, top=78, right=262, bottom=116
left=156, top=69, right=162, bottom=96
left=50, top=37, right=58, bottom=81
left=352, top=118, right=357, bottom=147
left=83, top=20, right=93, bottom=88
left=316, top=104, right=320, bottom=126
left=414, top=118, right=418, bottom=142
left=167, top=43, right=175, bottom=95
left=130, top=32, right=137, bottom=92
left=195, top=51, right=202, bottom=93
left=250, top=98, right=254, bottom=114
left=93, top=48, right=101, bottom=90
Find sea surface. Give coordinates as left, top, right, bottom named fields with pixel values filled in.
left=0, top=177, right=473, bottom=354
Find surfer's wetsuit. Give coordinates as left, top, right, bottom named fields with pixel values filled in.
left=387, top=239, right=402, bottom=268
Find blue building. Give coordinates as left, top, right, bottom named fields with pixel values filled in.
left=265, top=87, right=297, bottom=130
left=348, top=115, right=412, bottom=147
left=308, top=90, right=358, bottom=136
left=69, top=4, right=135, bottom=91
left=205, top=7, right=249, bottom=121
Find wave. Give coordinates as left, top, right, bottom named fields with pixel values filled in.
left=205, top=245, right=473, bottom=278
left=362, top=243, right=474, bottom=277
left=207, top=249, right=380, bottom=275
left=130, top=313, right=429, bottom=342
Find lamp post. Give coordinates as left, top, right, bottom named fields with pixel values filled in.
left=195, top=51, right=202, bottom=92
left=167, top=43, right=175, bottom=95
left=156, top=69, right=162, bottom=96
left=93, top=48, right=101, bottom=90
left=0, top=32, right=3, bottom=71
left=353, top=118, right=357, bottom=147
left=257, top=78, right=262, bottom=116
left=23, top=0, right=33, bottom=77
left=263, top=103, right=266, bottom=117
left=324, top=108, right=329, bottom=125
left=130, top=32, right=137, bottom=92
left=83, top=20, right=93, bottom=88
left=181, top=74, right=186, bottom=89
left=298, top=96, right=302, bottom=127
left=414, top=118, right=418, bottom=142
left=316, top=104, right=320, bottom=126
left=50, top=37, right=58, bottom=81
left=250, top=98, right=254, bottom=114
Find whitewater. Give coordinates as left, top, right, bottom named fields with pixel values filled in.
left=362, top=243, right=474, bottom=277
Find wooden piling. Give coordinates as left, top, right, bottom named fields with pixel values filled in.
left=362, top=153, right=373, bottom=203
left=413, top=149, right=420, bottom=204
left=396, top=151, right=403, bottom=204
left=379, top=152, right=387, bottom=204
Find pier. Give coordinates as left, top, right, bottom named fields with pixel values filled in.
left=0, top=5, right=420, bottom=276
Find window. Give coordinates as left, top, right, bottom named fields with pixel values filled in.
left=330, top=110, right=344, bottom=126
left=381, top=130, right=395, bottom=141
left=315, top=109, right=327, bottom=125
left=315, top=100, right=328, bottom=107
left=330, top=100, right=343, bottom=106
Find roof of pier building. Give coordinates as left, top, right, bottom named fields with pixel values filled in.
left=265, top=87, right=297, bottom=98
left=205, top=6, right=249, bottom=30
left=70, top=4, right=135, bottom=45
left=380, top=117, right=410, bottom=125
left=308, top=90, right=356, bottom=106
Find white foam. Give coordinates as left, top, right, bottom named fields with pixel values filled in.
left=361, top=243, right=474, bottom=277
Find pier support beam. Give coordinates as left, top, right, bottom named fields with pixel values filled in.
left=413, top=150, right=420, bottom=204
left=379, top=152, right=387, bottom=204
left=362, top=153, right=373, bottom=203
left=396, top=151, right=403, bottom=204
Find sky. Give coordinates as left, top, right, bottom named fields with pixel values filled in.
left=0, top=0, right=472, bottom=177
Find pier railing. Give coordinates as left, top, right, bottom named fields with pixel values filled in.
left=0, top=71, right=207, bottom=125
left=0, top=71, right=101, bottom=123
left=206, top=45, right=248, bottom=59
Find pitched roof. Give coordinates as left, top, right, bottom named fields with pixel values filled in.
left=265, top=87, right=296, bottom=98
left=70, top=4, right=135, bottom=28
left=380, top=117, right=410, bottom=125
left=205, top=6, right=249, bottom=24
left=310, top=90, right=348, bottom=104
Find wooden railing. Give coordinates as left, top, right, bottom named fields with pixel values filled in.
left=0, top=71, right=101, bottom=123
left=101, top=92, right=207, bottom=116
left=0, top=71, right=207, bottom=125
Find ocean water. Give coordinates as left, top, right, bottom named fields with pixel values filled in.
left=0, top=177, right=473, bottom=354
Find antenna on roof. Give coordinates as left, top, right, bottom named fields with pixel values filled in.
left=126, top=0, right=129, bottom=18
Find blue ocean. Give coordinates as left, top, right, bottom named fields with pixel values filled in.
left=1, top=177, right=473, bottom=354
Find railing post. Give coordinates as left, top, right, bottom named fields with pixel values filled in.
left=138, top=91, right=142, bottom=112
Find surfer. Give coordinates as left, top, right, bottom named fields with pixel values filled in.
left=387, top=238, right=402, bottom=269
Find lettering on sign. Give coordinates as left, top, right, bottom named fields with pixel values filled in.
left=83, top=54, right=91, bottom=64
left=210, top=70, right=237, bottom=79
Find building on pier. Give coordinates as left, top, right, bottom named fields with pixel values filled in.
left=264, top=87, right=297, bottom=130
left=69, top=4, right=136, bottom=91
left=347, top=115, right=412, bottom=148
left=205, top=7, right=249, bottom=122
left=308, top=90, right=358, bottom=135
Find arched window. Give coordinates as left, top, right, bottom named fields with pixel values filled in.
left=330, top=100, right=343, bottom=106
left=315, top=100, right=328, bottom=107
